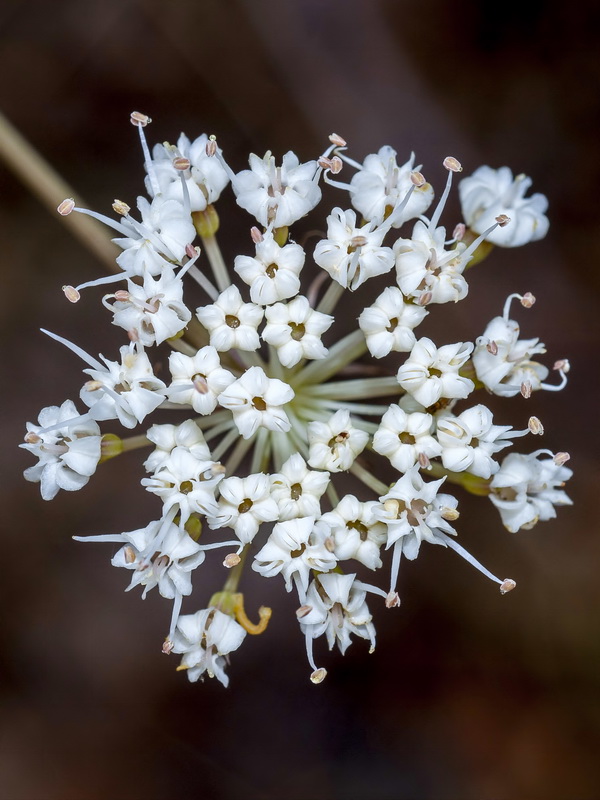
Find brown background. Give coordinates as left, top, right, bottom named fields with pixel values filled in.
left=1, top=1, right=600, bottom=798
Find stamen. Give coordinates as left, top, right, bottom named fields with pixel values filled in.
left=41, top=328, right=104, bottom=371
left=131, top=111, right=160, bottom=197
left=427, top=157, right=461, bottom=231
left=435, top=531, right=509, bottom=589
left=462, top=217, right=511, bottom=263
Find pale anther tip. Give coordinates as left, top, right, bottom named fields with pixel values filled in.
left=57, top=198, right=75, bottom=216
left=500, top=578, right=516, bottom=595
left=329, top=133, right=347, bottom=147
left=554, top=452, right=570, bottom=466
left=130, top=111, right=151, bottom=127
left=310, top=668, right=327, bottom=684
left=443, top=156, right=462, bottom=172
left=62, top=285, right=80, bottom=303
left=410, top=170, right=426, bottom=187
left=520, top=292, right=536, bottom=308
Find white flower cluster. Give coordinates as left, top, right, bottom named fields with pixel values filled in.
left=22, top=113, right=572, bottom=687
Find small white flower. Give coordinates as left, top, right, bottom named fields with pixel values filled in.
left=113, top=196, right=196, bottom=275
left=143, top=420, right=212, bottom=473
left=105, top=267, right=191, bottom=346
left=252, top=517, right=337, bottom=599
left=232, top=151, right=321, bottom=228
left=269, top=454, right=330, bottom=521
left=262, top=295, right=333, bottom=368
left=142, top=446, right=223, bottom=526
left=207, top=473, right=279, bottom=544
left=110, top=519, right=205, bottom=601
left=472, top=298, right=551, bottom=397
left=489, top=452, right=573, bottom=532
left=172, top=608, right=246, bottom=686
left=147, top=133, right=230, bottom=211
left=349, top=148, right=434, bottom=227
left=307, top=409, right=369, bottom=472
left=22, top=400, right=102, bottom=501
left=372, top=405, right=441, bottom=473
left=80, top=344, right=166, bottom=429
left=436, top=404, right=516, bottom=479
left=375, top=467, right=457, bottom=559
left=166, top=346, right=235, bottom=415
left=321, top=496, right=387, bottom=570
left=218, top=366, right=294, bottom=439
left=196, top=285, right=263, bottom=352
left=396, top=338, right=474, bottom=408
left=299, top=573, right=376, bottom=656
left=234, top=232, right=304, bottom=305
left=459, top=166, right=549, bottom=247
left=313, top=208, right=395, bottom=290
left=394, top=221, right=469, bottom=304
left=358, top=286, right=428, bottom=358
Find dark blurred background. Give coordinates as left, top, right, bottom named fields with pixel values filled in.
left=2, top=1, right=600, bottom=798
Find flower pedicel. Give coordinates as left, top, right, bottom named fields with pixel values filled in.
left=22, top=113, right=572, bottom=686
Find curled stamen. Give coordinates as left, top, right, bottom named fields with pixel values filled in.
left=232, top=593, right=272, bottom=635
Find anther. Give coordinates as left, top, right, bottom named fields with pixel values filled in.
left=553, top=359, right=570, bottom=373
left=112, top=199, right=131, bottom=216
left=418, top=452, right=431, bottom=469
left=162, top=639, right=174, bottom=655
left=440, top=506, right=460, bottom=521
left=250, top=226, right=263, bottom=244
left=528, top=416, right=544, bottom=435
left=350, top=235, right=368, bottom=248
left=127, top=329, right=139, bottom=343
left=495, top=214, right=510, bottom=227
left=310, top=668, right=327, bottom=684
left=410, top=170, right=426, bottom=186
left=193, top=375, right=209, bottom=394
left=328, top=156, right=343, bottom=174
left=206, top=136, right=217, bottom=157
left=417, top=291, right=432, bottom=306
left=84, top=380, right=103, bottom=392
left=223, top=553, right=241, bottom=569
left=296, top=605, right=312, bottom=619
left=443, top=156, right=462, bottom=173
left=62, top=285, right=81, bottom=303
left=453, top=222, right=466, bottom=241
left=486, top=340, right=499, bottom=355
left=114, top=290, right=130, bottom=302
left=185, top=243, right=200, bottom=259
left=385, top=591, right=401, bottom=608
left=329, top=133, right=347, bottom=147
left=520, top=381, right=532, bottom=399
left=324, top=536, right=335, bottom=553
left=123, top=546, right=136, bottom=564
left=554, top=451, right=570, bottom=466
left=24, top=432, right=42, bottom=444
left=383, top=498, right=400, bottom=516
left=173, top=157, right=190, bottom=171
left=500, top=578, right=516, bottom=595
left=57, top=198, right=75, bottom=216
left=520, top=292, right=536, bottom=308
left=130, top=111, right=151, bottom=127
